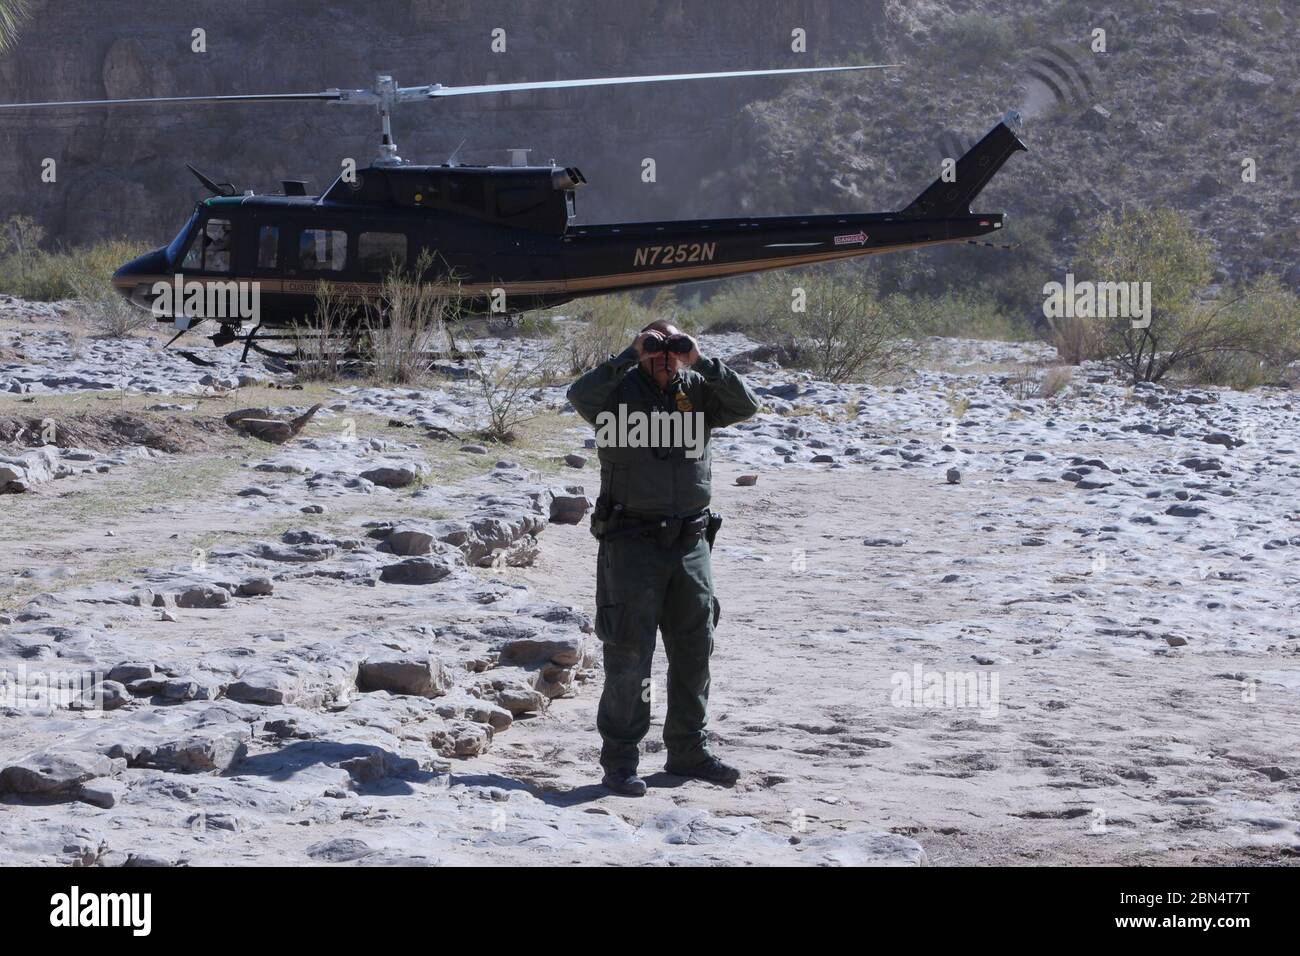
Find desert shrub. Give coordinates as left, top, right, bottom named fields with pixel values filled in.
left=556, top=293, right=654, bottom=375
left=471, top=345, right=557, bottom=443
left=688, top=270, right=920, bottom=382
left=906, top=289, right=1027, bottom=341
left=493, top=313, right=557, bottom=339
left=58, top=241, right=155, bottom=337
left=0, top=215, right=43, bottom=275
left=0, top=232, right=149, bottom=305
left=1044, top=314, right=1104, bottom=364
left=293, top=282, right=357, bottom=381
left=1076, top=208, right=1291, bottom=385
left=685, top=279, right=774, bottom=335
left=1037, top=366, right=1073, bottom=398
left=788, top=274, right=919, bottom=382
left=940, top=14, right=1015, bottom=70
left=1179, top=275, right=1300, bottom=388
left=363, top=251, right=459, bottom=385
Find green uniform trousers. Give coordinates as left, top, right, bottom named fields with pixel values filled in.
left=594, top=530, right=719, bottom=772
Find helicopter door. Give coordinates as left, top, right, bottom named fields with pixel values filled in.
left=357, top=230, right=409, bottom=283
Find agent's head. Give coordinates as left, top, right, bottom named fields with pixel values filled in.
left=640, top=320, right=683, bottom=389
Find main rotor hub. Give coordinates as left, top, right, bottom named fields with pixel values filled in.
left=330, top=73, right=446, bottom=167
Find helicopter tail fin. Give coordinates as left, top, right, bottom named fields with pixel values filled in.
left=899, top=111, right=1027, bottom=219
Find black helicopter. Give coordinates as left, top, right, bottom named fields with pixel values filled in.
left=0, top=67, right=1026, bottom=356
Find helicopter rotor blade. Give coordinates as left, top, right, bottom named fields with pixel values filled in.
left=0, top=91, right=344, bottom=110
left=422, top=64, right=898, bottom=99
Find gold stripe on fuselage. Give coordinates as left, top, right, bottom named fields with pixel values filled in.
left=112, top=238, right=962, bottom=301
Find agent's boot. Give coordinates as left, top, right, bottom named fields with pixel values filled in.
left=664, top=752, right=740, bottom=785
left=601, top=767, right=648, bottom=797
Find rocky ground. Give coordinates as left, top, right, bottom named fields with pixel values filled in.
left=1, top=301, right=1297, bottom=866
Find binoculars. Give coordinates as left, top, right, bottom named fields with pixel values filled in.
left=643, top=335, right=693, bottom=355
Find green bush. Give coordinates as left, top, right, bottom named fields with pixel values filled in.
left=1072, top=207, right=1283, bottom=384
left=683, top=270, right=933, bottom=381
left=905, top=290, right=1028, bottom=341
left=1180, top=275, right=1300, bottom=389
left=0, top=234, right=150, bottom=302
left=555, top=293, right=656, bottom=374
left=940, top=14, right=1015, bottom=70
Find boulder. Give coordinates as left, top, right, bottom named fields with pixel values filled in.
left=0, top=446, right=59, bottom=493
left=357, top=653, right=453, bottom=698
left=234, top=576, right=274, bottom=597
left=0, top=750, right=120, bottom=796
left=78, top=777, right=126, bottom=809
left=379, top=557, right=452, bottom=585
left=360, top=465, right=420, bottom=488
left=497, top=635, right=585, bottom=668
left=174, top=585, right=231, bottom=609
left=107, top=662, right=153, bottom=684
left=549, top=487, right=592, bottom=524
left=491, top=683, right=548, bottom=716
left=384, top=527, right=435, bottom=556
left=134, top=727, right=251, bottom=774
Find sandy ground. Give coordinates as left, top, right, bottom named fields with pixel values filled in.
left=493, top=460, right=1300, bottom=865
left=1, top=309, right=1298, bottom=865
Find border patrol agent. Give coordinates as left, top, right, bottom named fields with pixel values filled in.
left=567, top=321, right=760, bottom=796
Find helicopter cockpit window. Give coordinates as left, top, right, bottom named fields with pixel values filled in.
left=358, top=232, right=407, bottom=279
left=182, top=219, right=233, bottom=273
left=298, top=229, right=347, bottom=272
left=166, top=211, right=199, bottom=265
left=257, top=226, right=278, bottom=269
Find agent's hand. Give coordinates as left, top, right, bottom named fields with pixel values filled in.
left=633, top=329, right=665, bottom=358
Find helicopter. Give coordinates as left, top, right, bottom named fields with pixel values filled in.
left=0, top=66, right=1026, bottom=359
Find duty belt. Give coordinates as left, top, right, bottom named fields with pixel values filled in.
left=597, top=509, right=721, bottom=550
left=600, top=512, right=712, bottom=548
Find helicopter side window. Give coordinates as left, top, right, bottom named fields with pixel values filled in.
left=445, top=175, right=485, bottom=212
left=182, top=219, right=233, bottom=273
left=257, top=226, right=278, bottom=269
left=495, top=187, right=545, bottom=218
left=358, top=232, right=407, bottom=279
left=298, top=229, right=347, bottom=272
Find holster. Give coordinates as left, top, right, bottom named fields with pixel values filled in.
left=590, top=493, right=619, bottom=540
left=705, top=511, right=722, bottom=550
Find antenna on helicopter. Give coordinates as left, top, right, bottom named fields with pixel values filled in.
left=0, top=64, right=898, bottom=168
left=444, top=138, right=468, bottom=167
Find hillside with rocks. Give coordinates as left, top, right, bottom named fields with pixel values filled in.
left=716, top=0, right=1300, bottom=306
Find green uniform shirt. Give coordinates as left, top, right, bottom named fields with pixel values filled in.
left=566, top=345, right=761, bottom=518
